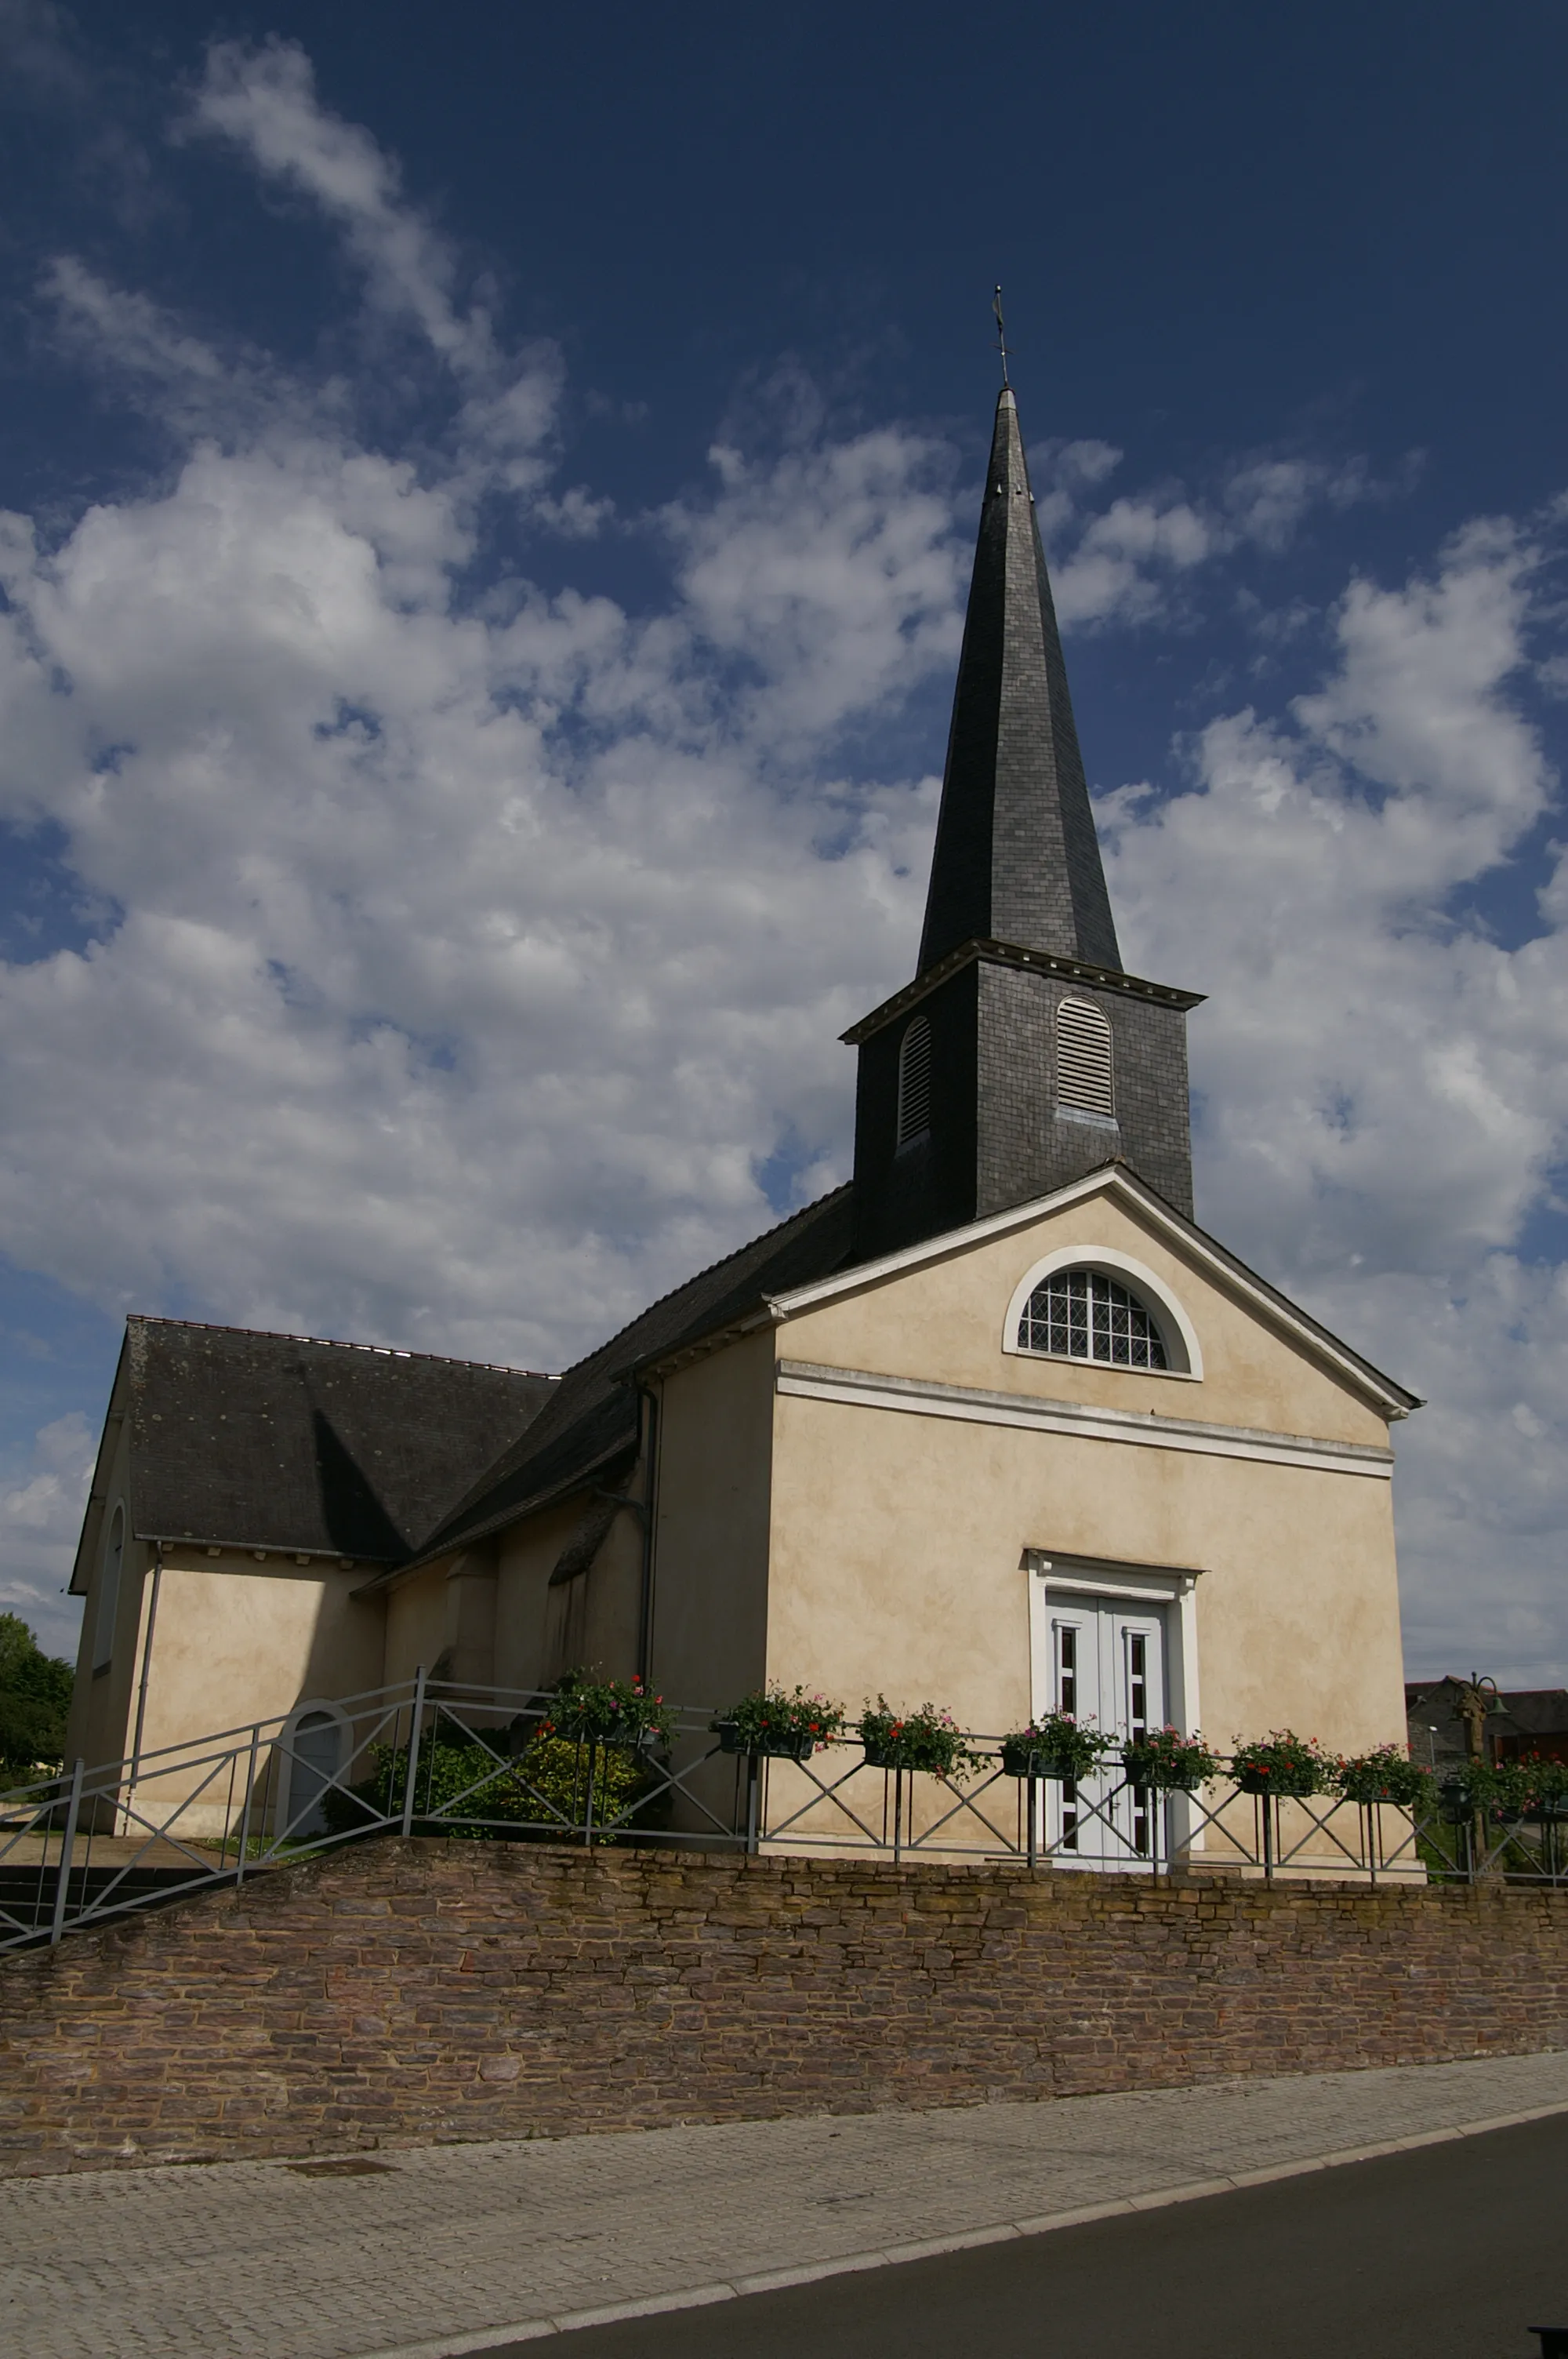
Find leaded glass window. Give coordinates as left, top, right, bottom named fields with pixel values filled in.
left=1017, top=1267, right=1168, bottom=1369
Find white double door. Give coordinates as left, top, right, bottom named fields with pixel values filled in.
left=1033, top=1592, right=1167, bottom=1868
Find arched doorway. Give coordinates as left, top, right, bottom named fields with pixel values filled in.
left=279, top=1704, right=347, bottom=1838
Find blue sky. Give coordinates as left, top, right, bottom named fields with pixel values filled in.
left=1, top=0, right=1566, bottom=1680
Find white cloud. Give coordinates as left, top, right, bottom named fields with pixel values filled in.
left=1102, top=514, right=1568, bottom=1680
left=0, top=1412, right=94, bottom=1657
left=1, top=38, right=1566, bottom=1694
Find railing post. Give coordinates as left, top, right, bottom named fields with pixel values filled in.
left=746, top=1754, right=760, bottom=1855
left=401, top=1667, right=428, bottom=1838
left=234, top=1725, right=261, bottom=1886
left=49, top=1758, right=85, bottom=1946
left=1025, top=1769, right=1037, bottom=1872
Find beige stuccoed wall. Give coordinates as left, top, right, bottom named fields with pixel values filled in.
left=761, top=1186, right=1409, bottom=1760
left=782, top=1189, right=1392, bottom=1451
left=384, top=1564, right=450, bottom=1688
left=648, top=1332, right=775, bottom=1714
left=138, top=1557, right=383, bottom=1747
left=764, top=1393, right=1405, bottom=1756
left=94, top=1552, right=386, bottom=1836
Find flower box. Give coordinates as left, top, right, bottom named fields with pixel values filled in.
left=1337, top=1747, right=1432, bottom=1808
left=712, top=1686, right=843, bottom=1761
left=858, top=1698, right=978, bottom=1779
left=1120, top=1730, right=1219, bottom=1792
left=999, top=1714, right=1109, bottom=1783
left=1230, top=1732, right=1331, bottom=1799
left=711, top=1721, right=818, bottom=1763
left=1121, top=1747, right=1208, bottom=1793
left=544, top=1674, right=673, bottom=1750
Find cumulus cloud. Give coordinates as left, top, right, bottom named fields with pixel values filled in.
left=1037, top=442, right=1405, bottom=629
left=1, top=36, right=1565, bottom=1687
left=1102, top=514, right=1568, bottom=1677
left=0, top=1412, right=94, bottom=1656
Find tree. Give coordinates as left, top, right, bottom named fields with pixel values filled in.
left=0, top=1614, right=74, bottom=1779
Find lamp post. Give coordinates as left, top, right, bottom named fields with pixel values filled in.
left=1454, top=1674, right=1501, bottom=1879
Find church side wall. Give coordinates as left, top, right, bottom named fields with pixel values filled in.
left=489, top=1496, right=644, bottom=1692
left=647, top=1331, right=775, bottom=1714
left=383, top=1564, right=450, bottom=1688
left=64, top=1406, right=138, bottom=1774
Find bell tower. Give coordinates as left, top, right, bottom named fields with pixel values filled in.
left=847, top=384, right=1203, bottom=1263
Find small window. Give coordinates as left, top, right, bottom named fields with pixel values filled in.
left=897, top=1015, right=932, bottom=1147
left=1018, top=1267, right=1167, bottom=1369
left=93, top=1503, right=125, bottom=1671
left=1056, top=998, right=1113, bottom=1118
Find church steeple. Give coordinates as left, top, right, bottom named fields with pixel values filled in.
left=918, top=387, right=1120, bottom=976
left=844, top=373, right=1203, bottom=1263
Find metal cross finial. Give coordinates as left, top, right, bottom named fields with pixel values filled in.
left=992, top=285, right=1011, bottom=388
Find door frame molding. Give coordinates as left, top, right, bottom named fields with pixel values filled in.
left=1024, top=1548, right=1203, bottom=1744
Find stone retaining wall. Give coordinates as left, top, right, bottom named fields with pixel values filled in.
left=3, top=1837, right=1567, bottom=2176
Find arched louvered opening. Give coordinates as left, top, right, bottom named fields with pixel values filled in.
left=1055, top=997, right=1113, bottom=1118
left=896, top=1015, right=932, bottom=1147
left=1017, top=1267, right=1168, bottom=1369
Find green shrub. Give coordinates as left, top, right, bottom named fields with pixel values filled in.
left=0, top=1614, right=73, bottom=1782
left=322, top=1732, right=650, bottom=1843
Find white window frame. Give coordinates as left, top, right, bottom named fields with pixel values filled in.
left=1003, top=1245, right=1203, bottom=1379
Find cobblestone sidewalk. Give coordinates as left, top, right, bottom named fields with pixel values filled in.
left=3, top=2051, right=1567, bottom=2359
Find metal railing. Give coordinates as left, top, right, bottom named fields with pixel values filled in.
left=3, top=1680, right=1565, bottom=1952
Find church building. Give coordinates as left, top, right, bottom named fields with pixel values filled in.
left=66, top=384, right=1420, bottom=1816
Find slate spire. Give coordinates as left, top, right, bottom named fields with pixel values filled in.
left=917, top=387, right=1121, bottom=976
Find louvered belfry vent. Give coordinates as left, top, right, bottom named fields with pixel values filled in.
left=897, top=1016, right=933, bottom=1147
left=1056, top=998, right=1113, bottom=1118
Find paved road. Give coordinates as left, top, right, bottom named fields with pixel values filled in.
left=486, top=2111, right=1568, bottom=2359
left=5, top=2051, right=1568, bottom=2358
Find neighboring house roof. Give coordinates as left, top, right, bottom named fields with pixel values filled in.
left=1492, top=1688, right=1568, bottom=1738
left=1403, top=1680, right=1568, bottom=1759
left=71, top=1317, right=557, bottom=1587
left=400, top=1187, right=858, bottom=1572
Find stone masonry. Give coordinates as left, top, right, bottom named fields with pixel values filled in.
left=4, top=1837, right=1568, bottom=2179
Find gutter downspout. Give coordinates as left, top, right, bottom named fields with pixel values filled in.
left=635, top=1382, right=662, bottom=1687
left=125, top=1539, right=163, bottom=1834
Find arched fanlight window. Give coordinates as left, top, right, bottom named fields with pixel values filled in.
left=93, top=1502, right=125, bottom=1671
left=897, top=1014, right=932, bottom=1147
left=1017, top=1267, right=1168, bottom=1369
left=1056, top=998, right=1113, bottom=1118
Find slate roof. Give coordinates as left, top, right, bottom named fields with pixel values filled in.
left=83, top=1317, right=557, bottom=1574
left=402, top=1187, right=857, bottom=1570
left=917, top=386, right=1121, bottom=976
